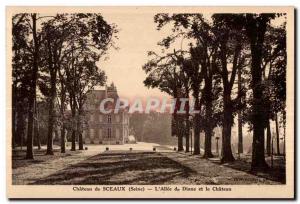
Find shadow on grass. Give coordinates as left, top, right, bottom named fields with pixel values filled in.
left=31, top=151, right=196, bottom=185
left=12, top=149, right=77, bottom=169
left=210, top=156, right=286, bottom=184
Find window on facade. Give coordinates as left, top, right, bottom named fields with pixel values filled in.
left=107, top=115, right=111, bottom=123
left=90, top=129, right=94, bottom=139
left=107, top=128, right=112, bottom=138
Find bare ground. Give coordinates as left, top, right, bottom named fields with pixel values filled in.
left=12, top=147, right=285, bottom=185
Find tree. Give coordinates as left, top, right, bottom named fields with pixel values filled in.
left=73, top=51, right=107, bottom=150
left=149, top=13, right=286, bottom=168
left=12, top=13, right=117, bottom=157
left=154, top=14, right=213, bottom=155
left=57, top=68, right=68, bottom=153
left=143, top=51, right=188, bottom=151
left=41, top=13, right=117, bottom=153
left=261, top=24, right=287, bottom=156
left=212, top=14, right=246, bottom=162
left=237, top=59, right=244, bottom=155
left=43, top=21, right=57, bottom=155
left=152, top=14, right=230, bottom=156
left=12, top=14, right=42, bottom=159
left=189, top=45, right=216, bottom=157
left=34, top=101, right=42, bottom=150
left=244, top=14, right=277, bottom=171
left=12, top=14, right=31, bottom=150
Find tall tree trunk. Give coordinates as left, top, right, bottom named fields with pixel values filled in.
left=177, top=113, right=184, bottom=152
left=36, top=125, right=41, bottom=150
left=58, top=70, right=67, bottom=153
left=283, top=118, right=286, bottom=157
left=71, top=130, right=76, bottom=151
left=78, top=132, right=83, bottom=150
left=266, top=120, right=271, bottom=156
left=20, top=116, right=24, bottom=150
left=251, top=84, right=267, bottom=169
left=46, top=72, right=56, bottom=155
left=193, top=97, right=201, bottom=155
left=26, top=14, right=39, bottom=159
left=283, top=110, right=286, bottom=157
left=218, top=38, right=240, bottom=163
left=221, top=93, right=235, bottom=163
left=12, top=86, right=17, bottom=150
left=78, top=109, right=84, bottom=150
left=185, top=103, right=190, bottom=153
left=174, top=115, right=183, bottom=151
left=70, top=96, right=76, bottom=151
left=26, top=98, right=35, bottom=159
left=204, top=126, right=213, bottom=158
left=60, top=107, right=66, bottom=153
left=61, top=126, right=66, bottom=153
left=185, top=127, right=190, bottom=152
left=34, top=102, right=41, bottom=150
left=249, top=41, right=268, bottom=171
left=203, top=78, right=213, bottom=158
left=238, top=113, right=243, bottom=154
left=45, top=29, right=57, bottom=155
left=245, top=15, right=269, bottom=171
left=203, top=100, right=213, bottom=158
left=34, top=117, right=41, bottom=150
left=237, top=62, right=243, bottom=154
left=67, top=48, right=76, bottom=151
left=275, top=113, right=280, bottom=155
left=178, top=133, right=183, bottom=151
left=12, top=127, right=16, bottom=150
left=173, top=97, right=183, bottom=151
left=17, top=111, right=25, bottom=149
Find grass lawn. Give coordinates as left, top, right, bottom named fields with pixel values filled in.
left=12, top=147, right=285, bottom=185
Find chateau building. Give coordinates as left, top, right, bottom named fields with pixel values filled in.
left=83, top=83, right=130, bottom=145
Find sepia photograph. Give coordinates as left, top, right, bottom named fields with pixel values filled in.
left=6, top=6, right=295, bottom=199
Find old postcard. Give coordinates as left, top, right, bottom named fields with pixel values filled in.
left=6, top=6, right=295, bottom=199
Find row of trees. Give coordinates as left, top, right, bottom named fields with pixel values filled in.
left=12, top=13, right=118, bottom=159
left=143, top=14, right=286, bottom=171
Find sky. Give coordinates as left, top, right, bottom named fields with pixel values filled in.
left=97, top=12, right=286, bottom=100
left=98, top=12, right=170, bottom=100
